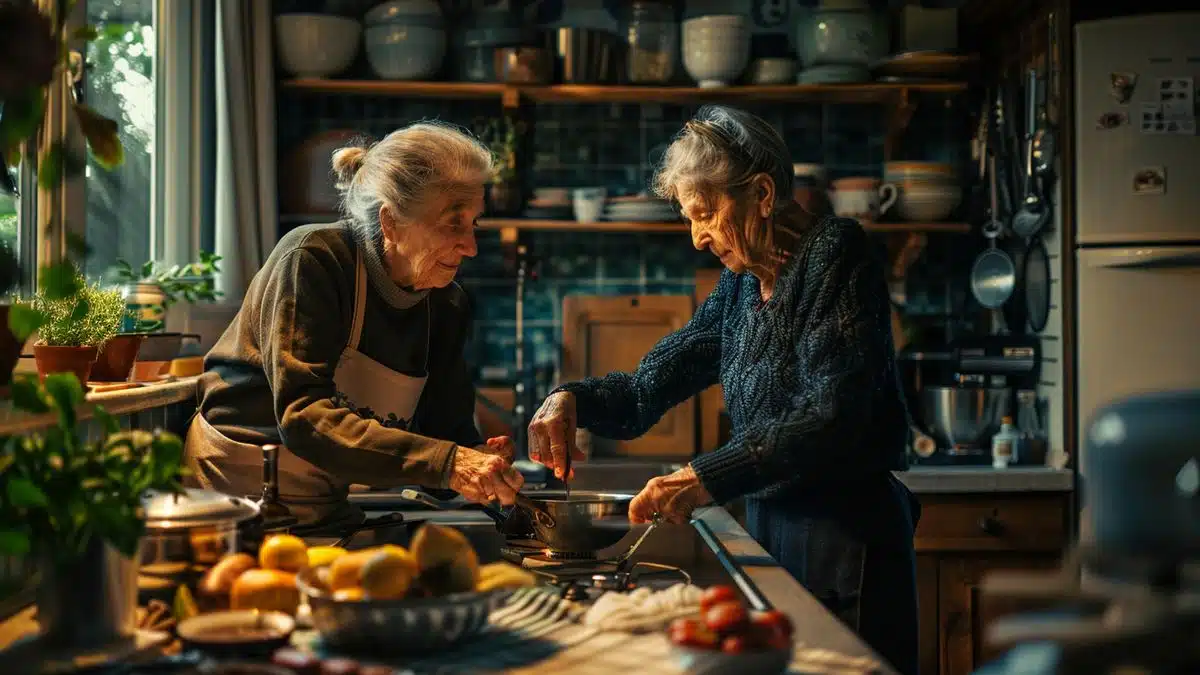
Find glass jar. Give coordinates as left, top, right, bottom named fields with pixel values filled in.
left=623, top=1, right=677, bottom=84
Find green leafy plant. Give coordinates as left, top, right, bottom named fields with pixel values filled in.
left=30, top=272, right=126, bottom=347
left=112, top=251, right=223, bottom=307
left=474, top=116, right=524, bottom=184
left=0, top=373, right=186, bottom=562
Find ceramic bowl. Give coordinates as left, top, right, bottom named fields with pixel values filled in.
left=364, top=0, right=442, bottom=26
left=177, top=610, right=295, bottom=657
left=364, top=23, right=446, bottom=80
left=895, top=184, right=962, bottom=222
left=884, top=161, right=957, bottom=185
left=671, top=644, right=793, bottom=675
left=682, top=15, right=750, bottom=88
left=275, top=14, right=361, bottom=79
left=747, top=58, right=797, bottom=85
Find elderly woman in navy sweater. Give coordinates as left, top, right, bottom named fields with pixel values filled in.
left=527, top=105, right=920, bottom=674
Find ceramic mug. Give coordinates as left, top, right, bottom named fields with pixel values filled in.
left=572, top=187, right=607, bottom=223
left=828, top=177, right=898, bottom=222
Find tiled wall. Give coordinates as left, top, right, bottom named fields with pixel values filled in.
left=277, top=93, right=969, bottom=378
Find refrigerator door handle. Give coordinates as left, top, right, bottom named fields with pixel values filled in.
left=1086, top=247, right=1200, bottom=270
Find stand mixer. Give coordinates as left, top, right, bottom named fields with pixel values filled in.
left=975, top=389, right=1200, bottom=674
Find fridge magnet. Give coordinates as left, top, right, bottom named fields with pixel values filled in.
left=1132, top=166, right=1166, bottom=195
left=1096, top=112, right=1128, bottom=130
left=1110, top=72, right=1137, bottom=103
left=1139, top=102, right=1166, bottom=133
left=1157, top=77, right=1194, bottom=103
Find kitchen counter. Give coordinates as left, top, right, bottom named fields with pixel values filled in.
left=897, top=466, right=1073, bottom=493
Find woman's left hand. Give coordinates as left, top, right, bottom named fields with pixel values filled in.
left=628, top=465, right=714, bottom=524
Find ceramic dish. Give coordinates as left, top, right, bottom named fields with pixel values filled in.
left=671, top=644, right=792, bottom=674
left=177, top=610, right=295, bottom=657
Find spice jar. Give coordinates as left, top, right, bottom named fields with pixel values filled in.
left=623, top=0, right=677, bottom=84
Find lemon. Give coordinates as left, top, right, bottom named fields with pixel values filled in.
left=332, top=587, right=365, bottom=602
left=259, top=534, right=308, bottom=573
left=359, top=548, right=419, bottom=600
left=307, top=545, right=348, bottom=569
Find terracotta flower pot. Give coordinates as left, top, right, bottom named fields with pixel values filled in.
left=0, top=304, right=28, bottom=391
left=90, top=333, right=147, bottom=382
left=33, top=344, right=99, bottom=384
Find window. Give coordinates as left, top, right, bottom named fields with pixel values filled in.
left=0, top=189, right=14, bottom=255
left=82, top=0, right=155, bottom=277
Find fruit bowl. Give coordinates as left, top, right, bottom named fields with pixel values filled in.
left=671, top=643, right=793, bottom=675
left=296, top=564, right=509, bottom=653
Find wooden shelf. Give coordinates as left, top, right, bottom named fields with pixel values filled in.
left=280, top=80, right=968, bottom=105
left=478, top=219, right=972, bottom=234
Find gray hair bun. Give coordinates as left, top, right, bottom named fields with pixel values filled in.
left=331, top=145, right=368, bottom=190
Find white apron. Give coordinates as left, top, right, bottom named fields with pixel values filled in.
left=185, top=249, right=430, bottom=526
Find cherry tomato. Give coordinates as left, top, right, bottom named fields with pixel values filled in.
left=699, top=585, right=739, bottom=613
left=752, top=609, right=795, bottom=639
left=721, top=635, right=751, bottom=654
left=669, top=618, right=720, bottom=649
left=704, top=601, right=750, bottom=635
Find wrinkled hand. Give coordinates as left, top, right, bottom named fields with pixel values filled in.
left=481, top=436, right=515, bottom=462
left=629, top=465, right=713, bottom=524
left=449, top=445, right=524, bottom=505
left=527, top=391, right=586, bottom=481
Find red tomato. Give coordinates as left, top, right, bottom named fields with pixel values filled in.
left=704, top=601, right=750, bottom=635
left=721, top=635, right=751, bottom=654
left=669, top=618, right=720, bottom=649
left=752, top=609, right=795, bottom=639
left=699, top=585, right=739, bottom=613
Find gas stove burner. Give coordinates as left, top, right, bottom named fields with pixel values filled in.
left=500, top=538, right=599, bottom=562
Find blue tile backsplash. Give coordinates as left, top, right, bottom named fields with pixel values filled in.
left=273, top=2, right=970, bottom=378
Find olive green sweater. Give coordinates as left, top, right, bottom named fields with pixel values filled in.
left=197, top=223, right=481, bottom=489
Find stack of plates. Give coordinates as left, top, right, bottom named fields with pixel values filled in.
left=604, top=197, right=681, bottom=223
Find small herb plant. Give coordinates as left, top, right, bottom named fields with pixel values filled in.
left=0, top=373, right=186, bottom=563
left=31, top=273, right=127, bottom=347
left=112, top=251, right=223, bottom=307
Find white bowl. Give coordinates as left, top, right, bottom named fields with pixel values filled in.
left=895, top=185, right=962, bottom=222
left=364, top=0, right=442, bottom=25
left=275, top=14, right=361, bottom=79
left=364, top=23, right=446, bottom=80
left=682, top=16, right=750, bottom=88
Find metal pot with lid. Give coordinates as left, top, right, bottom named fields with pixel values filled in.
left=138, top=488, right=262, bottom=600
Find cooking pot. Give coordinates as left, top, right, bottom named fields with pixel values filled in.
left=400, top=488, right=639, bottom=554
left=138, top=489, right=264, bottom=601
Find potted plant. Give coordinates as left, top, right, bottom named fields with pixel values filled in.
left=476, top=116, right=525, bottom=216
left=29, top=272, right=127, bottom=383
left=0, top=239, right=25, bottom=390
left=111, top=252, right=223, bottom=333
left=0, top=373, right=186, bottom=648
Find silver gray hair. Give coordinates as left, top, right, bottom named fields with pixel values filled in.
left=331, top=120, right=494, bottom=250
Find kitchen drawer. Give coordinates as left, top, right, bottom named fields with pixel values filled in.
left=914, top=494, right=1068, bottom=553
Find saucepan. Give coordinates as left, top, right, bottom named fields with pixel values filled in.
left=399, top=488, right=641, bottom=554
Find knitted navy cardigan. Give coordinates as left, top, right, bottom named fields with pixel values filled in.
left=555, top=217, right=909, bottom=503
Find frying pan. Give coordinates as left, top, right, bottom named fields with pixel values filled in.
left=400, top=488, right=642, bottom=554
left=971, top=245, right=1016, bottom=310
left=1023, top=236, right=1052, bottom=333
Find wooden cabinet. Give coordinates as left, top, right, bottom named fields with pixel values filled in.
left=561, top=294, right=695, bottom=458
left=914, top=493, right=1071, bottom=675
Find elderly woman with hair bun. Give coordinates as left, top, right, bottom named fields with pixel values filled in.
left=187, top=121, right=523, bottom=529
left=527, top=105, right=920, bottom=674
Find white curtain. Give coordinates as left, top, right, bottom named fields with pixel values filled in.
left=214, top=0, right=277, bottom=303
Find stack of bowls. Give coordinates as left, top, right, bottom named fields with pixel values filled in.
left=884, top=161, right=962, bottom=223
left=682, top=15, right=751, bottom=88
left=275, top=14, right=362, bottom=78
left=363, top=0, right=446, bottom=80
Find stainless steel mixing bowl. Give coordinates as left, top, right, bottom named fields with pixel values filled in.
left=919, top=386, right=1011, bottom=451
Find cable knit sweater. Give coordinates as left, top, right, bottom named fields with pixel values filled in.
left=555, top=217, right=909, bottom=503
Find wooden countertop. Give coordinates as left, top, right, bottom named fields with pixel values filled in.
left=0, top=376, right=200, bottom=436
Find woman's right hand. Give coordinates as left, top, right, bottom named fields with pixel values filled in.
left=449, top=446, right=524, bottom=505
left=527, top=391, right=586, bottom=481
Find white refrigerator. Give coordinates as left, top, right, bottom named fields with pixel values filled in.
left=1074, top=13, right=1200, bottom=462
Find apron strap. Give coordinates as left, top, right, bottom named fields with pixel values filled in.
left=349, top=248, right=368, bottom=350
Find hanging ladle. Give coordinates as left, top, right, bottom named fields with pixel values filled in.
left=1012, top=68, right=1050, bottom=239
left=1032, top=14, right=1058, bottom=180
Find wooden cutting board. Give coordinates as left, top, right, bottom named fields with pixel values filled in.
left=693, top=269, right=725, bottom=454
left=561, top=295, right=695, bottom=458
